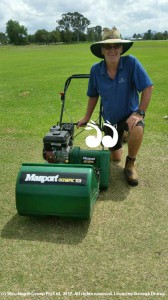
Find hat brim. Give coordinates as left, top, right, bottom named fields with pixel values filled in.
left=90, top=39, right=133, bottom=58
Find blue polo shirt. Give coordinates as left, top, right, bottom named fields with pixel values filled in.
left=87, top=55, right=153, bottom=124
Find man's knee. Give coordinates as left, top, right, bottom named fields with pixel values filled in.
left=128, top=126, right=144, bottom=146
left=129, top=125, right=143, bottom=136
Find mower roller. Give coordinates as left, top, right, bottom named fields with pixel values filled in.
left=16, top=75, right=111, bottom=219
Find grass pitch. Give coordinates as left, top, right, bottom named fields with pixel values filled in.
left=0, top=41, right=168, bottom=300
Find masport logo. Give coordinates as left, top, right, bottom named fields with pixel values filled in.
left=19, top=172, right=87, bottom=185
left=85, top=120, right=118, bottom=148
left=25, top=173, right=59, bottom=183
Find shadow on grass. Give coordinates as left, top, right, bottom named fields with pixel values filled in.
left=1, top=214, right=90, bottom=245
left=98, top=163, right=131, bottom=202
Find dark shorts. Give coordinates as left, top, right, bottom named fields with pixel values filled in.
left=103, top=115, right=145, bottom=151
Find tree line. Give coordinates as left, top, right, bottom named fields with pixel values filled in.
left=0, top=12, right=167, bottom=45
left=133, top=29, right=168, bottom=40
left=0, top=12, right=101, bottom=45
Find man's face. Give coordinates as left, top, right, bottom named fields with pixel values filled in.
left=101, top=43, right=123, bottom=63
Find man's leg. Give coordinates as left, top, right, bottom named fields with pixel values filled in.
left=110, top=148, right=122, bottom=161
left=124, top=125, right=144, bottom=185
left=128, top=126, right=144, bottom=158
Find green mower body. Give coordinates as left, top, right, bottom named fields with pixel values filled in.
left=16, top=163, right=100, bottom=219
left=16, top=149, right=110, bottom=219
left=69, top=147, right=110, bottom=189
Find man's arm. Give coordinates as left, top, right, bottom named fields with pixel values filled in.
left=77, top=96, right=99, bottom=127
left=127, top=85, right=153, bottom=130
left=138, top=85, right=153, bottom=111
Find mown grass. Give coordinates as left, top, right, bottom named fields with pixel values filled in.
left=0, top=41, right=168, bottom=300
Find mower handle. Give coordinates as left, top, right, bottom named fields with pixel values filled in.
left=59, top=74, right=90, bottom=126
left=59, top=74, right=103, bottom=131
left=61, top=74, right=90, bottom=100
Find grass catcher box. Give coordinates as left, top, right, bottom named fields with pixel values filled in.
left=16, top=163, right=99, bottom=219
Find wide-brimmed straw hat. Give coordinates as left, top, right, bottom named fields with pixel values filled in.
left=90, top=27, right=133, bottom=58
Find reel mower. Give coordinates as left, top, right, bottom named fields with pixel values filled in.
left=15, top=75, right=111, bottom=219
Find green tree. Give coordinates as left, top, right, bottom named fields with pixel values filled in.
left=133, top=33, right=142, bottom=39
left=28, top=34, right=35, bottom=44
left=34, top=29, right=50, bottom=44
left=61, top=30, right=74, bottom=43
left=153, top=32, right=163, bottom=40
left=94, top=26, right=102, bottom=41
left=6, top=19, right=28, bottom=45
left=87, top=26, right=102, bottom=41
left=143, top=29, right=153, bottom=40
left=163, top=30, right=168, bottom=40
left=49, top=30, right=61, bottom=44
left=0, top=32, right=8, bottom=44
left=56, top=12, right=90, bottom=42
left=87, top=27, right=95, bottom=41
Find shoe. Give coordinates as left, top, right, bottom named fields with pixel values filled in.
left=124, top=156, right=138, bottom=186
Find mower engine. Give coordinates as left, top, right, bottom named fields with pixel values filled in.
left=43, top=123, right=74, bottom=163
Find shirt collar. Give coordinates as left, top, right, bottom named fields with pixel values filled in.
left=101, top=58, right=123, bottom=76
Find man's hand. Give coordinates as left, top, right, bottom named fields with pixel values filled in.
left=126, top=113, right=143, bottom=131
left=77, top=117, right=89, bottom=128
